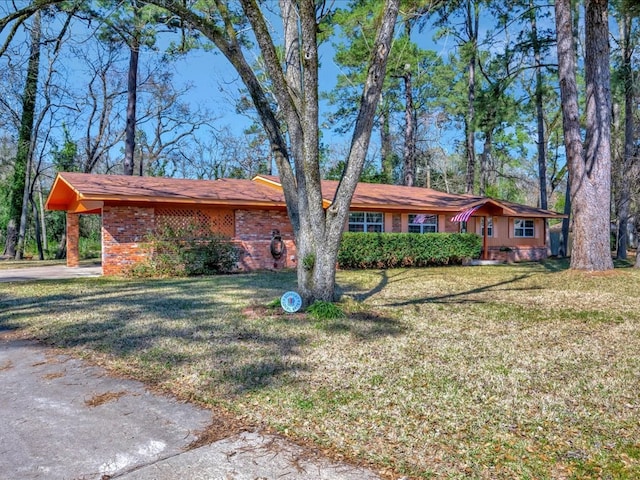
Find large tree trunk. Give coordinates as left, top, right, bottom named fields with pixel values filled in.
left=555, top=0, right=613, bottom=271
left=294, top=0, right=399, bottom=304
left=15, top=149, right=32, bottom=260
left=38, top=180, right=47, bottom=252
left=151, top=0, right=399, bottom=303
left=123, top=37, right=139, bottom=175
left=561, top=178, right=571, bottom=257
left=3, top=220, right=18, bottom=258
left=6, top=10, right=41, bottom=259
left=402, top=71, right=416, bottom=186
left=479, top=130, right=492, bottom=196
left=617, top=12, right=633, bottom=261
left=30, top=196, right=44, bottom=260
left=379, top=100, right=394, bottom=184
left=464, top=0, right=479, bottom=194
left=531, top=0, right=548, bottom=210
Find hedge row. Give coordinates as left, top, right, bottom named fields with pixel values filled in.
left=337, top=232, right=483, bottom=269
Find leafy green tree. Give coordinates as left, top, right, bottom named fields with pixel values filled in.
left=51, top=124, right=78, bottom=172
left=434, top=0, right=484, bottom=194
left=326, top=0, right=446, bottom=187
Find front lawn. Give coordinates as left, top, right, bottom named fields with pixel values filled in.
left=1, top=261, right=639, bottom=479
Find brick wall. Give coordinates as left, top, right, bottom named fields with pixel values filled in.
left=235, top=209, right=297, bottom=270
left=95, top=204, right=553, bottom=274
left=486, top=246, right=548, bottom=262
left=100, top=205, right=297, bottom=275
left=66, top=213, right=80, bottom=268
left=102, top=205, right=155, bottom=275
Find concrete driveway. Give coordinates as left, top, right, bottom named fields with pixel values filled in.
left=0, top=332, right=382, bottom=480
left=0, top=265, right=384, bottom=480
left=0, top=264, right=103, bottom=282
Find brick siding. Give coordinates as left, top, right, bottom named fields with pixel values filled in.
left=100, top=205, right=297, bottom=275
left=102, top=205, right=155, bottom=275
left=66, top=213, right=80, bottom=268
left=234, top=209, right=297, bottom=270
left=98, top=204, right=547, bottom=275
left=485, top=246, right=548, bottom=262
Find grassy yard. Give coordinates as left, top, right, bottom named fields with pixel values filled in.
left=1, top=260, right=639, bottom=479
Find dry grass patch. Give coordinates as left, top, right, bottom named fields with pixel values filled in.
left=0, top=359, right=13, bottom=371
left=1, top=262, right=639, bottom=478
left=84, top=391, right=127, bottom=407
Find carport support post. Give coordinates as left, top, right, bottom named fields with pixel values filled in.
left=482, top=215, right=489, bottom=260
left=66, top=213, right=79, bottom=268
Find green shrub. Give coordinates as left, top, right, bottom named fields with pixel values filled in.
left=128, top=224, right=239, bottom=277
left=337, top=232, right=482, bottom=269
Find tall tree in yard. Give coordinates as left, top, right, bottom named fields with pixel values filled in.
left=610, top=0, right=639, bottom=261
left=141, top=0, right=399, bottom=303
left=435, top=0, right=482, bottom=194
left=89, top=0, right=172, bottom=175
left=555, top=0, right=614, bottom=270
left=3, top=10, right=41, bottom=258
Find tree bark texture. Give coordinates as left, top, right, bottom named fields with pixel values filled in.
left=403, top=71, right=416, bottom=187
left=124, top=37, right=139, bottom=175
left=464, top=0, right=478, bottom=194
left=479, top=130, right=492, bottom=196
left=149, top=0, right=400, bottom=303
left=531, top=0, right=548, bottom=210
left=555, top=0, right=613, bottom=271
left=6, top=10, right=41, bottom=258
left=617, top=12, right=633, bottom=260
left=379, top=100, right=394, bottom=184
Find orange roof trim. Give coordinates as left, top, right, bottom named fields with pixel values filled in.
left=46, top=172, right=288, bottom=214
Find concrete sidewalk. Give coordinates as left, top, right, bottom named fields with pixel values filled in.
left=0, top=332, right=382, bottom=480
left=0, top=264, right=102, bottom=282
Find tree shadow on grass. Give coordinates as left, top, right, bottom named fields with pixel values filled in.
left=389, top=273, right=536, bottom=308
left=311, top=309, right=407, bottom=340
left=0, top=275, right=307, bottom=396
left=338, top=268, right=538, bottom=309
left=337, top=269, right=417, bottom=302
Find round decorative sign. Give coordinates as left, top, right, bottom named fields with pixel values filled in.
left=281, top=291, right=302, bottom=313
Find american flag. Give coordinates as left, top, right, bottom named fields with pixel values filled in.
left=451, top=205, right=481, bottom=222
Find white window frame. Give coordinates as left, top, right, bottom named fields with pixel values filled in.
left=408, top=214, right=438, bottom=233
left=480, top=217, right=493, bottom=237
left=514, top=218, right=535, bottom=238
left=348, top=211, right=384, bottom=232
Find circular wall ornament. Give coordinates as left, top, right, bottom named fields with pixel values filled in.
left=281, top=291, right=302, bottom=313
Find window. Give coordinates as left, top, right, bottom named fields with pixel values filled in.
left=480, top=217, right=493, bottom=237
left=348, top=212, right=384, bottom=232
left=408, top=214, right=438, bottom=233
left=514, top=218, right=534, bottom=238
